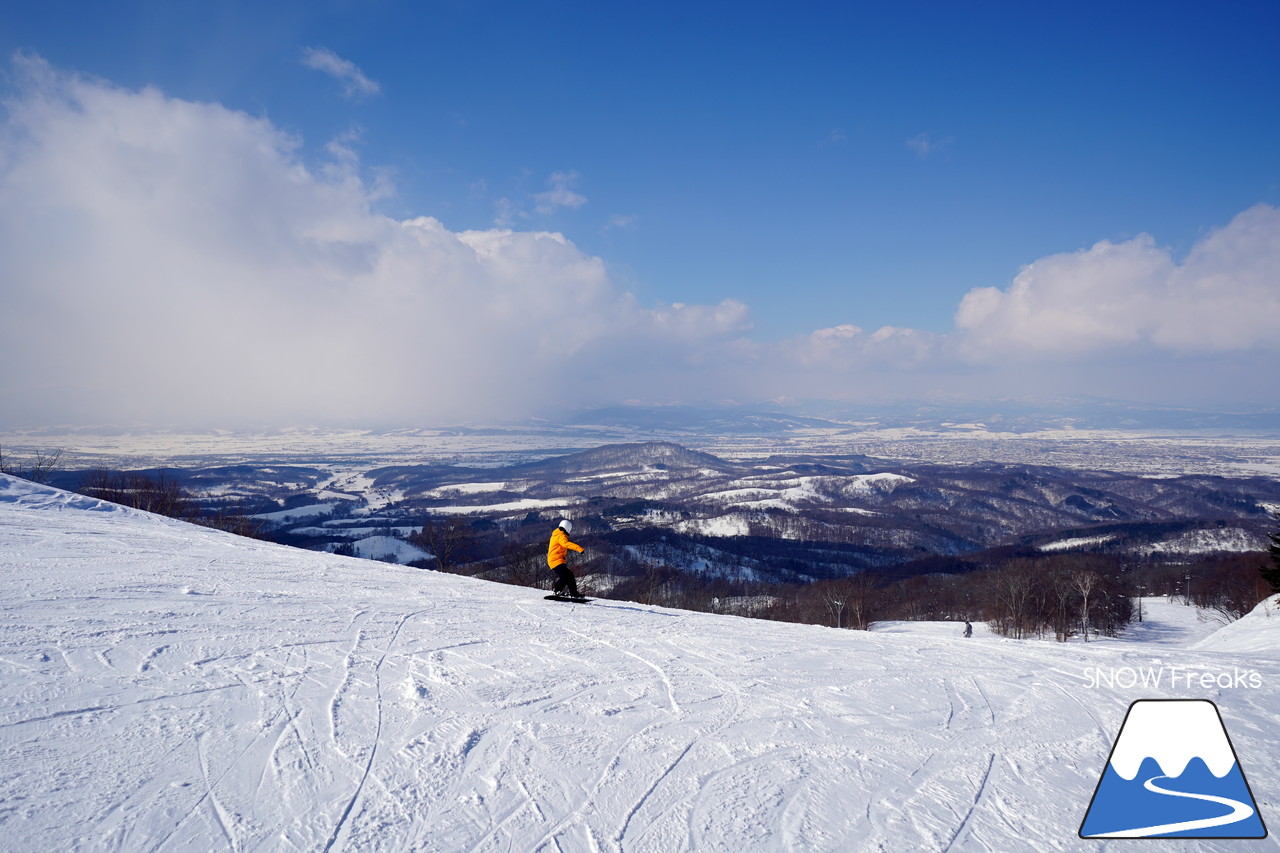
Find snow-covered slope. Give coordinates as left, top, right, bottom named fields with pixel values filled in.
left=1192, top=594, right=1280, bottom=656
left=1, top=474, right=1276, bottom=851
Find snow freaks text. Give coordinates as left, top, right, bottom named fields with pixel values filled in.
left=1081, top=666, right=1263, bottom=690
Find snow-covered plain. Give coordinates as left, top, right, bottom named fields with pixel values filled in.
left=342, top=536, right=433, bottom=565
left=1, top=475, right=1277, bottom=852
left=5, top=424, right=1280, bottom=479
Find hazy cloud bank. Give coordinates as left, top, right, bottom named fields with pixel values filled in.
left=1, top=55, right=1275, bottom=427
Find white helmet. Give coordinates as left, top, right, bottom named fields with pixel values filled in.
left=558, top=519, right=573, bottom=534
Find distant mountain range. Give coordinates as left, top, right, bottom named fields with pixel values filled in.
left=562, top=399, right=1280, bottom=434
left=7, top=396, right=1279, bottom=438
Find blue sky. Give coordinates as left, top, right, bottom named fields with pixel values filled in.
left=2, top=1, right=1278, bottom=425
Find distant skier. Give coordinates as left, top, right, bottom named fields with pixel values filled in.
left=963, top=620, right=973, bottom=638
left=547, top=519, right=585, bottom=599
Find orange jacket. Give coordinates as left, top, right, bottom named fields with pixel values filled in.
left=547, top=526, right=584, bottom=569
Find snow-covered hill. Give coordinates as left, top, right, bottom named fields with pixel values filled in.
left=1, top=474, right=1276, bottom=851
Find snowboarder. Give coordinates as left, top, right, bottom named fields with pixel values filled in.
left=547, top=519, right=585, bottom=599
left=963, top=620, right=973, bottom=638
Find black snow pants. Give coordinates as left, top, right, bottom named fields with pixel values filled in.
left=551, top=563, right=580, bottom=597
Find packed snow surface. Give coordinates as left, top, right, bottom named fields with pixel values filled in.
left=1, top=474, right=1277, bottom=852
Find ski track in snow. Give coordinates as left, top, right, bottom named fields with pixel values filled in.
left=2, top=475, right=1279, bottom=851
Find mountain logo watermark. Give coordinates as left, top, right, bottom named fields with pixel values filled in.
left=1079, top=699, right=1267, bottom=839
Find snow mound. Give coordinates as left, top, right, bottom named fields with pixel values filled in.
left=1, top=472, right=129, bottom=516
left=1192, top=595, right=1280, bottom=655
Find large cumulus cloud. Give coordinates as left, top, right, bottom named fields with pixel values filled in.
left=955, top=205, right=1280, bottom=359
left=0, top=55, right=749, bottom=426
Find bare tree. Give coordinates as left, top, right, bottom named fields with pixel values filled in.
left=1047, top=565, right=1078, bottom=642
left=200, top=505, right=270, bottom=539
left=500, top=540, right=548, bottom=588
left=1192, top=553, right=1273, bottom=625
left=0, top=446, right=63, bottom=485
left=987, top=561, right=1037, bottom=639
left=805, top=572, right=881, bottom=630
left=820, top=585, right=849, bottom=628
left=1072, top=568, right=1099, bottom=642
left=844, top=572, right=880, bottom=630
left=27, top=449, right=62, bottom=484
left=80, top=470, right=195, bottom=518
left=411, top=515, right=475, bottom=573
left=631, top=564, right=684, bottom=607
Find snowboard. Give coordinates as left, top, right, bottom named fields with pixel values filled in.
left=544, top=594, right=592, bottom=603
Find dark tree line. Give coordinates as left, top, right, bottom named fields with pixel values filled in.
left=731, top=555, right=1130, bottom=640
left=1265, top=510, right=1280, bottom=594
left=76, top=470, right=267, bottom=538
left=80, top=470, right=197, bottom=518
left=424, top=510, right=1277, bottom=641
left=408, top=515, right=477, bottom=573
left=477, top=534, right=1277, bottom=643
left=1181, top=553, right=1275, bottom=623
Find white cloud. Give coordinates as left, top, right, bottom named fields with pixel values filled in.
left=1154, top=204, right=1280, bottom=351
left=906, top=132, right=952, bottom=159
left=301, top=47, right=380, bottom=99
left=782, top=324, right=945, bottom=373
left=493, top=196, right=519, bottom=228
left=602, top=213, right=638, bottom=232
left=955, top=205, right=1280, bottom=360
left=734, top=206, right=1280, bottom=405
left=492, top=171, right=589, bottom=227
left=794, top=324, right=863, bottom=367
left=821, top=128, right=847, bottom=147
left=532, top=171, right=588, bottom=215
